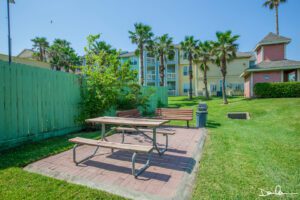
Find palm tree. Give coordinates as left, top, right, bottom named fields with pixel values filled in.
left=212, top=31, right=239, bottom=104
left=149, top=34, right=175, bottom=86
left=195, top=41, right=213, bottom=99
left=129, top=23, right=154, bottom=85
left=263, top=0, right=287, bottom=35
left=48, top=39, right=80, bottom=72
left=180, top=36, right=198, bottom=100
left=31, top=37, right=49, bottom=62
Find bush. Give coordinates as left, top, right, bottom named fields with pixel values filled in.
left=254, top=82, right=300, bottom=98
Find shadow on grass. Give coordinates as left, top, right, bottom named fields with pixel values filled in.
left=206, top=120, right=221, bottom=129
left=0, top=131, right=100, bottom=170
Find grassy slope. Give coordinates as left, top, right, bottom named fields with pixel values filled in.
left=168, top=96, right=300, bottom=199
left=0, top=131, right=126, bottom=200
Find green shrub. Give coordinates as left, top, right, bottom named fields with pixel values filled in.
left=254, top=82, right=300, bottom=98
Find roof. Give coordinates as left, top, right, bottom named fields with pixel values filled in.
left=0, top=53, right=51, bottom=69
left=236, top=52, right=254, bottom=58
left=240, top=59, right=300, bottom=77
left=17, top=49, right=34, bottom=58
left=254, top=32, right=291, bottom=51
left=119, top=51, right=136, bottom=58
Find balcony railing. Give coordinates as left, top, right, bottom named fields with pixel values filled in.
left=146, top=57, right=155, bottom=66
left=147, top=74, right=156, bottom=81
left=168, top=90, right=176, bottom=96
left=167, top=73, right=176, bottom=80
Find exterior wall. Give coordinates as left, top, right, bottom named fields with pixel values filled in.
left=256, top=47, right=263, bottom=63
left=252, top=71, right=281, bottom=86
left=244, top=75, right=251, bottom=98
left=121, top=49, right=251, bottom=97
left=263, top=44, right=285, bottom=61
left=188, top=58, right=250, bottom=96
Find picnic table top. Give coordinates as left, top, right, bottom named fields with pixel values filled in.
left=86, top=116, right=169, bottom=127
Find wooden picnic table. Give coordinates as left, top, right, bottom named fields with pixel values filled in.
left=86, top=116, right=170, bottom=155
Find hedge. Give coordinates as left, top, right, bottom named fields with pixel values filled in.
left=254, top=82, right=300, bottom=98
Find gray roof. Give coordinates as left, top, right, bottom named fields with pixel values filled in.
left=119, top=51, right=136, bottom=58
left=254, top=60, right=300, bottom=69
left=236, top=52, right=254, bottom=58
left=254, top=32, right=291, bottom=51
left=241, top=59, right=300, bottom=77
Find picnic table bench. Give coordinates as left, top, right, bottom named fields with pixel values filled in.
left=69, top=137, right=153, bottom=177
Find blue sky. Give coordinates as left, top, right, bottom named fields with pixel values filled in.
left=0, top=0, right=299, bottom=59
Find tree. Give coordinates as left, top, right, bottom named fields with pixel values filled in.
left=129, top=23, right=154, bottom=86
left=84, top=34, right=116, bottom=66
left=212, top=31, right=239, bottom=104
left=79, top=34, right=149, bottom=121
left=195, top=41, right=213, bottom=99
left=149, top=34, right=175, bottom=86
left=31, top=37, right=49, bottom=62
left=180, top=36, right=198, bottom=100
left=48, top=39, right=80, bottom=72
left=263, top=0, right=287, bottom=35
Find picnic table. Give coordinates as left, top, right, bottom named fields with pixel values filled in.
left=86, top=116, right=170, bottom=155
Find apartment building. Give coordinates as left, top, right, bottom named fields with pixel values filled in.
left=120, top=47, right=253, bottom=96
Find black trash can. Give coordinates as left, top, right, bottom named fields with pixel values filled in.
left=196, top=111, right=208, bottom=128
left=198, top=102, right=208, bottom=111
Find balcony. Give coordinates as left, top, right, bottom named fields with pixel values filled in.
left=147, top=74, right=156, bottom=81
left=146, top=57, right=155, bottom=66
left=167, top=73, right=176, bottom=80
left=168, top=90, right=176, bottom=96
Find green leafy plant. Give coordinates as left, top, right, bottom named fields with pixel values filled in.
left=254, top=82, right=300, bottom=98
left=78, top=34, right=151, bottom=122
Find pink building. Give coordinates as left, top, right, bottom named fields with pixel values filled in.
left=241, top=33, right=300, bottom=98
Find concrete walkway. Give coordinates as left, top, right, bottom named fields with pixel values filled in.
left=25, top=127, right=206, bottom=200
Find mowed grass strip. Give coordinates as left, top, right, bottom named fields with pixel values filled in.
left=168, top=96, right=300, bottom=199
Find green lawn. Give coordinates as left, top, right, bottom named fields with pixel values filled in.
left=168, top=96, right=300, bottom=199
left=0, top=131, right=126, bottom=200
left=0, top=97, right=299, bottom=199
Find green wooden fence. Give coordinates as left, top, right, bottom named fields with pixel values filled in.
left=0, top=61, right=82, bottom=150
left=0, top=61, right=168, bottom=150
left=141, top=86, right=168, bottom=113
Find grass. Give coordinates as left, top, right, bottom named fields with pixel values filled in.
left=168, top=96, right=300, bottom=199
left=0, top=131, right=126, bottom=200
left=0, top=97, right=299, bottom=199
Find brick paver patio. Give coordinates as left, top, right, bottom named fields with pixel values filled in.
left=25, top=127, right=206, bottom=200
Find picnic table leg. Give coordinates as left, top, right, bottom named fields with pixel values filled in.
left=132, top=150, right=152, bottom=178
left=101, top=123, right=105, bottom=141
left=73, top=144, right=100, bottom=166
left=152, top=127, right=167, bottom=156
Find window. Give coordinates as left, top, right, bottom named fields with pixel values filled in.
left=264, top=75, right=270, bottom=80
left=183, top=83, right=189, bottom=93
left=183, top=66, right=188, bottom=76
left=284, top=70, right=297, bottom=82
left=210, top=84, right=217, bottom=92
left=130, top=57, right=138, bottom=65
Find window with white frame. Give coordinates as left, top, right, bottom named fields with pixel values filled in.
left=183, top=66, right=188, bottom=76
